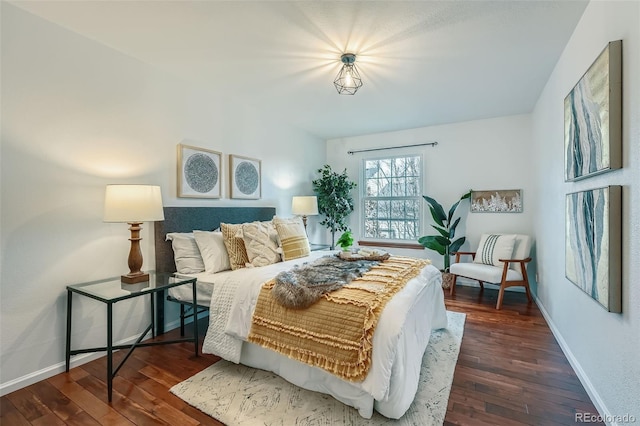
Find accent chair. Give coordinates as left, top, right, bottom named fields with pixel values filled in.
left=449, top=234, right=533, bottom=310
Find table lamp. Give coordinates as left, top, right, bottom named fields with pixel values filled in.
left=292, top=196, right=318, bottom=232
left=104, top=185, right=164, bottom=284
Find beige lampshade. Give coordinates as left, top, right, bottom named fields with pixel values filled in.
left=292, top=196, right=319, bottom=216
left=103, top=185, right=164, bottom=223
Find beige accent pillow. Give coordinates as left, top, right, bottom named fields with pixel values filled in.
left=242, top=221, right=281, bottom=267
left=165, top=233, right=205, bottom=274
left=220, top=223, right=250, bottom=270
left=193, top=230, right=231, bottom=273
left=273, top=216, right=310, bottom=261
left=473, top=234, right=517, bottom=267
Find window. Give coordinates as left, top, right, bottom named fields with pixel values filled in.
left=362, top=155, right=422, bottom=241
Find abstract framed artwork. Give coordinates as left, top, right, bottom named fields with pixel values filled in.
left=470, top=189, right=522, bottom=213
left=565, top=186, right=621, bottom=312
left=177, top=144, right=222, bottom=198
left=229, top=154, right=261, bottom=199
left=564, top=40, right=622, bottom=182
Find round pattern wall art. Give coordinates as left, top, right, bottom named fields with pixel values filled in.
left=230, top=154, right=261, bottom=199
left=185, top=153, right=218, bottom=193
left=177, top=144, right=222, bottom=198
left=235, top=161, right=259, bottom=195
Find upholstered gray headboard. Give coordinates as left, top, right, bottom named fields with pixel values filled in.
left=154, top=206, right=276, bottom=273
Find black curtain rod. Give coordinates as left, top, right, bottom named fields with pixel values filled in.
left=347, top=141, right=438, bottom=155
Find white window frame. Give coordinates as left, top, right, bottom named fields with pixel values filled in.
left=360, top=154, right=423, bottom=243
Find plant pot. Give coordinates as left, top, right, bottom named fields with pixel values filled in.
left=441, top=271, right=455, bottom=290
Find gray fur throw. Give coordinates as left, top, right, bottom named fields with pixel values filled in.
left=271, top=255, right=379, bottom=309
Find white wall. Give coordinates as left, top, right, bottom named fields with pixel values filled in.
left=0, top=4, right=325, bottom=393
left=326, top=115, right=535, bottom=272
left=531, top=1, right=639, bottom=422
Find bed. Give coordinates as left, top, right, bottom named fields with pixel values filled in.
left=154, top=206, right=447, bottom=419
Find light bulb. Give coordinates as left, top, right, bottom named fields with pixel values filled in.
left=344, top=69, right=353, bottom=87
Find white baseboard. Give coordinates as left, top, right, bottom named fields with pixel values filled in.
left=0, top=317, right=184, bottom=397
left=534, top=295, right=614, bottom=425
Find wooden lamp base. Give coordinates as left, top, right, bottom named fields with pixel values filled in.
left=121, top=272, right=149, bottom=284
left=121, top=222, right=150, bottom=285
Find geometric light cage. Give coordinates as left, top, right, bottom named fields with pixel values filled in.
left=334, top=53, right=363, bottom=95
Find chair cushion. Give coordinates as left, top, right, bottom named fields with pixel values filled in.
left=451, top=262, right=523, bottom=284
left=511, top=234, right=532, bottom=260
left=473, top=234, right=516, bottom=267
left=510, top=234, right=532, bottom=273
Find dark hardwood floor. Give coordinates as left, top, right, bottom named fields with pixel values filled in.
left=1, top=286, right=603, bottom=425
left=444, top=287, right=603, bottom=426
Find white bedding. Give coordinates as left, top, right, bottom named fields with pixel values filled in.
left=168, top=271, right=216, bottom=306
left=195, top=252, right=447, bottom=419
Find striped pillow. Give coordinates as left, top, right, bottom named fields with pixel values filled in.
left=473, top=234, right=516, bottom=267
left=273, top=216, right=310, bottom=261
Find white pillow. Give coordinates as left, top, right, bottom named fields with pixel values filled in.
left=165, top=233, right=205, bottom=274
left=473, top=234, right=517, bottom=267
left=193, top=230, right=231, bottom=273
left=242, top=221, right=281, bottom=267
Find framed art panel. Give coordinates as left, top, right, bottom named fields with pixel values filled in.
left=229, top=154, right=261, bottom=199
left=470, top=189, right=522, bottom=213
left=564, top=40, right=622, bottom=182
left=565, top=186, right=621, bottom=312
left=177, top=144, right=222, bottom=198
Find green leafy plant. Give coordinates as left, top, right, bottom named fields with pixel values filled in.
left=312, top=165, right=357, bottom=249
left=336, top=231, right=354, bottom=251
left=418, top=190, right=472, bottom=271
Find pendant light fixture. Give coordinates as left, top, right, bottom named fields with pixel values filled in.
left=334, top=53, right=362, bottom=95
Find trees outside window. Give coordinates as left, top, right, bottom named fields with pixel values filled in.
left=362, top=155, right=422, bottom=241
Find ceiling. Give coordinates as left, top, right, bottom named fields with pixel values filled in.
left=10, top=1, right=588, bottom=140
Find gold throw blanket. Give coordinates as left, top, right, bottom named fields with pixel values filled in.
left=247, top=256, right=430, bottom=382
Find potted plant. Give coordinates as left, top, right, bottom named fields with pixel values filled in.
left=312, top=165, right=357, bottom=249
left=418, top=190, right=471, bottom=288
left=336, top=230, right=354, bottom=252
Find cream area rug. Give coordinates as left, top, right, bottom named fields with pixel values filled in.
left=171, top=311, right=465, bottom=425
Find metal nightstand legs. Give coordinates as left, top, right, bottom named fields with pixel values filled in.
left=107, top=303, right=113, bottom=401
left=65, top=289, right=72, bottom=372
left=66, top=284, right=199, bottom=402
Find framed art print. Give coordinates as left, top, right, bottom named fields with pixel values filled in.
left=564, top=40, right=622, bottom=182
left=565, top=186, right=621, bottom=312
left=177, top=144, right=222, bottom=198
left=470, top=189, right=522, bottom=213
left=229, top=154, right=261, bottom=199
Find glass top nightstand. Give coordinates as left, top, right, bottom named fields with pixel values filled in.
left=67, top=271, right=193, bottom=303
left=66, top=272, right=198, bottom=402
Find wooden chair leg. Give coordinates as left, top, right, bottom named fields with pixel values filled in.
left=524, top=281, right=533, bottom=303
left=478, top=281, right=484, bottom=291
left=496, top=284, right=506, bottom=310
left=449, top=275, right=458, bottom=297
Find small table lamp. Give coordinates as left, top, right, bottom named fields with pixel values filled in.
left=104, top=185, right=164, bottom=284
left=292, top=196, right=319, bottom=232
